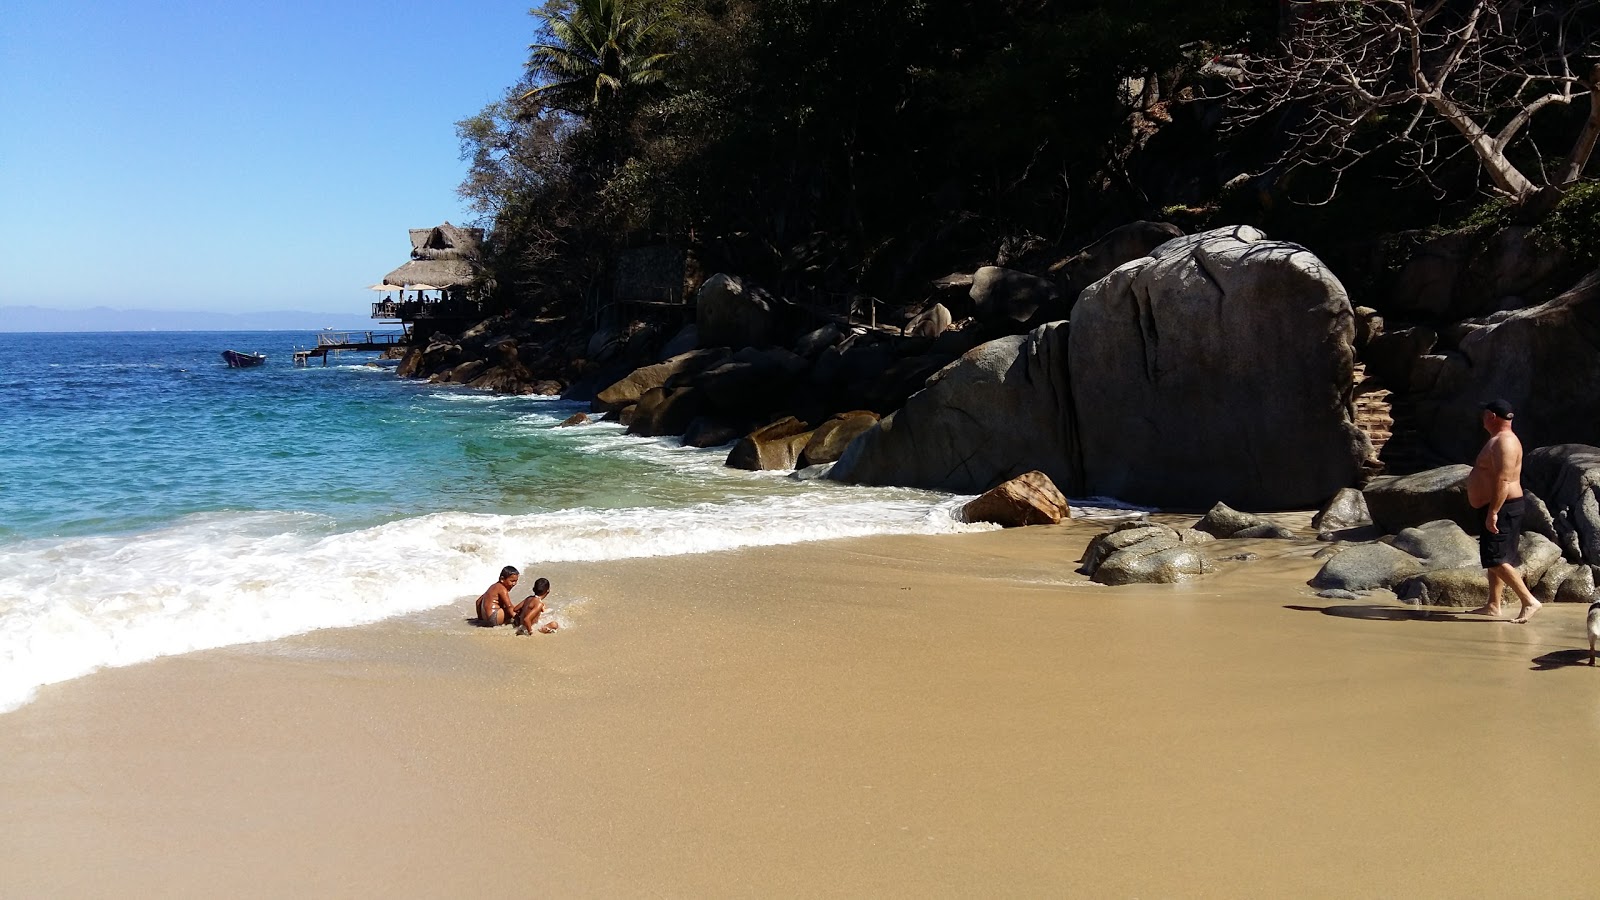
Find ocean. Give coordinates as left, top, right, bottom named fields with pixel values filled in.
left=0, top=331, right=991, bottom=713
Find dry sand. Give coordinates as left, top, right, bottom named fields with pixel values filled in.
left=3, top=521, right=1599, bottom=897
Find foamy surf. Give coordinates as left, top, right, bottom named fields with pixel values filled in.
left=0, top=492, right=988, bottom=713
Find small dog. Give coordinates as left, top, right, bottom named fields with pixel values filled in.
left=1589, top=600, right=1600, bottom=666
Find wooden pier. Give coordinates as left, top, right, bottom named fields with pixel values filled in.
left=293, top=330, right=407, bottom=366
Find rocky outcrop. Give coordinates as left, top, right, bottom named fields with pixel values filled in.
left=697, top=273, right=783, bottom=349
left=961, top=471, right=1071, bottom=527
left=970, top=267, right=1062, bottom=328
left=593, top=349, right=728, bottom=413
left=1395, top=533, right=1562, bottom=606
left=1079, top=522, right=1213, bottom=586
left=796, top=411, right=879, bottom=468
left=1387, top=226, right=1574, bottom=321
left=904, top=303, right=953, bottom=339
left=1070, top=226, right=1372, bottom=509
left=1313, top=487, right=1375, bottom=540
left=1523, top=444, right=1600, bottom=565
left=1363, top=465, right=1475, bottom=533
left=1381, top=270, right=1600, bottom=471
left=628, top=386, right=705, bottom=437
left=828, top=323, right=1077, bottom=493
left=1193, top=502, right=1293, bottom=539
left=726, top=417, right=814, bottom=471
left=1309, top=542, right=1424, bottom=593
left=1051, top=220, right=1185, bottom=305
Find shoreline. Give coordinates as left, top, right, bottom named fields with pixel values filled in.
left=3, top=524, right=1597, bottom=895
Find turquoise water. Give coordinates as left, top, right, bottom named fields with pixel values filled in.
left=0, top=331, right=981, bottom=712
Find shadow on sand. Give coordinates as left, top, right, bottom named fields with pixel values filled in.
left=1284, top=604, right=1496, bottom=623
left=1530, top=648, right=1596, bottom=671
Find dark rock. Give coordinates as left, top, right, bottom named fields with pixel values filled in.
left=682, top=417, right=749, bottom=448
left=1313, top=487, right=1373, bottom=535
left=904, top=303, right=953, bottom=339
left=1363, top=465, right=1475, bottom=533
left=829, top=323, right=1078, bottom=493
left=961, top=470, right=1071, bottom=527
left=970, top=266, right=1062, bottom=327
left=657, top=325, right=699, bottom=361
left=697, top=273, right=783, bottom=349
left=558, top=413, right=591, bottom=427
left=1194, top=502, right=1271, bottom=538
left=793, top=323, right=842, bottom=358
left=1050, top=220, right=1185, bottom=306
left=1362, top=326, right=1436, bottom=393
left=593, top=349, right=728, bottom=414
left=726, top=417, right=813, bottom=471
left=790, top=463, right=835, bottom=482
left=1524, top=444, right=1600, bottom=565
left=1095, top=539, right=1212, bottom=586
left=1308, top=542, right=1424, bottom=592
left=1232, top=523, right=1296, bottom=540
left=1080, top=523, right=1171, bottom=575
left=1389, top=520, right=1478, bottom=570
left=1069, top=226, right=1372, bottom=509
left=1382, top=272, right=1600, bottom=470
left=627, top=386, right=704, bottom=438
left=796, top=411, right=879, bottom=468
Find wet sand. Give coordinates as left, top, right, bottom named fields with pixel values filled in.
left=3, top=522, right=1598, bottom=896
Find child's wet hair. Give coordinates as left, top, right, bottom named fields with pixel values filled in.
left=533, top=577, right=550, bottom=595
left=500, top=565, right=520, bottom=580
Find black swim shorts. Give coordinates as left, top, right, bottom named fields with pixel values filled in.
left=1478, top=497, right=1525, bottom=568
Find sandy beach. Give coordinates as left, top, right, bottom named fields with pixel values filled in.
left=3, top=520, right=1598, bottom=897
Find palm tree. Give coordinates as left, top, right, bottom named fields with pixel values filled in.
left=521, top=0, right=672, bottom=114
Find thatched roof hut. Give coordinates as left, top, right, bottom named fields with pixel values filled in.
left=384, top=222, right=484, bottom=288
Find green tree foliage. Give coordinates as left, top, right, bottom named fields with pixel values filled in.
left=461, top=0, right=1274, bottom=314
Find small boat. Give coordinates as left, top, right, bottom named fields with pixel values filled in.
left=221, top=349, right=268, bottom=368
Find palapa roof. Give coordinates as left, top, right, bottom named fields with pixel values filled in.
left=386, top=222, right=484, bottom=288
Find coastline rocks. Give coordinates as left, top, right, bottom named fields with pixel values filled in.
left=1193, top=502, right=1289, bottom=538
left=1051, top=220, right=1185, bottom=306
left=1381, top=271, right=1600, bottom=470
left=697, top=273, right=783, bottom=350
left=1080, top=523, right=1213, bottom=586
left=1363, top=466, right=1475, bottom=533
left=593, top=349, right=728, bottom=414
left=1395, top=568, right=1489, bottom=607
left=1388, top=520, right=1478, bottom=570
left=1313, top=487, right=1378, bottom=541
left=1523, top=444, right=1600, bottom=564
left=904, top=303, right=953, bottom=339
left=796, top=411, right=879, bottom=468
left=726, top=417, right=814, bottom=471
left=627, top=386, right=705, bottom=437
left=960, top=470, right=1071, bottom=528
left=1534, top=562, right=1598, bottom=603
left=828, top=322, right=1077, bottom=494
left=558, top=413, right=590, bottom=427
left=1069, top=225, right=1371, bottom=509
left=1307, top=542, right=1424, bottom=592
left=970, top=266, right=1063, bottom=327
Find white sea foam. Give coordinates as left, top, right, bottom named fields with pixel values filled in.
left=0, top=491, right=987, bottom=713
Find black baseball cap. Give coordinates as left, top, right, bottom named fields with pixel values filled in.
left=1482, top=399, right=1515, bottom=420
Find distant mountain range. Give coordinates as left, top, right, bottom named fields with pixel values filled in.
left=0, top=306, right=385, bottom=333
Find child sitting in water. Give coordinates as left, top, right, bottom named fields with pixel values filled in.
left=475, top=567, right=559, bottom=634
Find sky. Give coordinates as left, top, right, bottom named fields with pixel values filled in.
left=0, top=1, right=532, bottom=318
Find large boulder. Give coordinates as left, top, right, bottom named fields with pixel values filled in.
left=1308, top=542, right=1424, bottom=593
left=1388, top=226, right=1574, bottom=320
left=1069, top=226, right=1372, bottom=509
left=627, top=386, right=705, bottom=438
left=904, top=303, right=953, bottom=339
left=1523, top=444, right=1600, bottom=564
left=726, top=417, right=813, bottom=471
left=796, top=411, right=879, bottom=468
left=970, top=266, right=1063, bottom=327
left=1051, top=220, right=1185, bottom=305
left=1381, top=270, right=1600, bottom=470
left=1313, top=487, right=1375, bottom=540
left=1363, top=465, right=1476, bottom=533
left=1393, top=532, right=1563, bottom=606
left=1388, top=520, right=1478, bottom=569
left=593, top=349, right=727, bottom=413
left=829, top=323, right=1079, bottom=494
left=1193, top=502, right=1271, bottom=538
left=1534, top=562, right=1597, bottom=603
left=961, top=470, right=1071, bottom=527
left=696, top=273, right=782, bottom=349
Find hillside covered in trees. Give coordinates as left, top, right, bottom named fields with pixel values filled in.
left=456, top=0, right=1600, bottom=319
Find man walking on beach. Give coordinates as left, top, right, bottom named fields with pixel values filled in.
left=1466, top=399, right=1541, bottom=623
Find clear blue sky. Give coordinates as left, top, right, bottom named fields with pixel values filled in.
left=1, top=1, right=532, bottom=315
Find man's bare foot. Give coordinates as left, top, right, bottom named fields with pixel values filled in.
left=1467, top=605, right=1503, bottom=617
left=1511, top=599, right=1542, bottom=623
left=538, top=621, right=559, bottom=633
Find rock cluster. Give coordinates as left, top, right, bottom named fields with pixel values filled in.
left=1306, top=459, right=1600, bottom=606
left=833, top=226, right=1374, bottom=509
